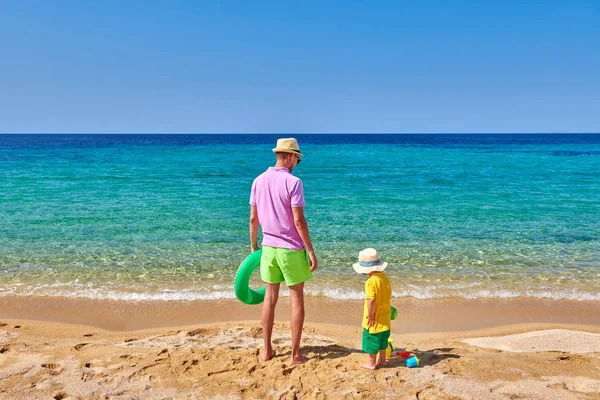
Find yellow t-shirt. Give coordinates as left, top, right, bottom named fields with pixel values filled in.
left=362, top=272, right=392, bottom=334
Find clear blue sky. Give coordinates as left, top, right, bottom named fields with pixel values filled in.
left=1, top=0, right=598, bottom=133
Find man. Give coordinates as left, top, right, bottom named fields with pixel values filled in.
left=249, top=137, right=318, bottom=365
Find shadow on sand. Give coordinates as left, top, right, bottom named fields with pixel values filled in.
left=384, top=347, right=461, bottom=368
left=294, top=344, right=460, bottom=367
left=285, top=344, right=460, bottom=368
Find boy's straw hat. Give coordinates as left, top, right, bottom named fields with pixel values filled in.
left=352, top=248, right=388, bottom=274
left=272, top=138, right=303, bottom=157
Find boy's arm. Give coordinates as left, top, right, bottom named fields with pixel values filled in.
left=366, top=298, right=376, bottom=327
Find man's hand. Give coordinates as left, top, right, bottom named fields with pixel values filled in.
left=251, top=245, right=260, bottom=252
left=308, top=250, right=318, bottom=272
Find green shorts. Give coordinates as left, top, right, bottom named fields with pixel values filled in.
left=362, top=328, right=390, bottom=355
left=260, top=246, right=312, bottom=287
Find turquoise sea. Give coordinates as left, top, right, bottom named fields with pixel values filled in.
left=1, top=134, right=599, bottom=301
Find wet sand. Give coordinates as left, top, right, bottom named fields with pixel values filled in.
left=1, top=295, right=600, bottom=332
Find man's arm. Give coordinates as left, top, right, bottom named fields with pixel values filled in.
left=249, top=205, right=259, bottom=252
left=291, top=206, right=318, bottom=272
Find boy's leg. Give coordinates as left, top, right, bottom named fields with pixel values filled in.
left=362, top=353, right=377, bottom=370
left=377, top=330, right=390, bottom=366
left=377, top=349, right=387, bottom=366
left=361, top=328, right=379, bottom=369
left=261, top=282, right=280, bottom=361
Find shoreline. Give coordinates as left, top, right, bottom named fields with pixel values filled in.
left=2, top=295, right=600, bottom=332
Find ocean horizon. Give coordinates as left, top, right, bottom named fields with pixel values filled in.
left=1, top=133, right=599, bottom=301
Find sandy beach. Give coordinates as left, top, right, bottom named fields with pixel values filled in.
left=2, top=297, right=600, bottom=399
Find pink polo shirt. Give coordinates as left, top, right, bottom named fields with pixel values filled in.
left=250, top=167, right=305, bottom=250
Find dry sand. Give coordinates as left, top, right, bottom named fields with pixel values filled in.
left=463, top=329, right=600, bottom=354
left=1, top=296, right=600, bottom=399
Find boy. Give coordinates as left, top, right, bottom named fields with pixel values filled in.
left=353, top=248, right=392, bottom=370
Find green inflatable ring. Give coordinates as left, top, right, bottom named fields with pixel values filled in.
left=234, top=250, right=266, bottom=305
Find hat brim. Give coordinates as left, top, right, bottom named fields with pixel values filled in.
left=272, top=148, right=303, bottom=157
left=352, top=262, right=388, bottom=274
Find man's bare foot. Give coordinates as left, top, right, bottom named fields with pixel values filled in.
left=291, top=354, right=310, bottom=364
left=262, top=349, right=276, bottom=361
left=377, top=361, right=388, bottom=367
left=361, top=363, right=377, bottom=370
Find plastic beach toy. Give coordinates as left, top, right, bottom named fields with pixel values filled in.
left=396, top=351, right=411, bottom=358
left=386, top=338, right=394, bottom=358
left=391, top=306, right=397, bottom=320
left=234, top=250, right=266, bottom=305
left=406, top=356, right=420, bottom=368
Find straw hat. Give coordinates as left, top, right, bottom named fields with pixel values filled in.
left=272, top=138, right=303, bottom=157
left=352, top=248, right=388, bottom=274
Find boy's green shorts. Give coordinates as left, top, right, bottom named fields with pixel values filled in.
left=362, top=328, right=391, bottom=354
left=260, top=246, right=312, bottom=287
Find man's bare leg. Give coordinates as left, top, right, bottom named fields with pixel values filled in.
left=289, top=282, right=309, bottom=364
left=261, top=283, right=280, bottom=361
